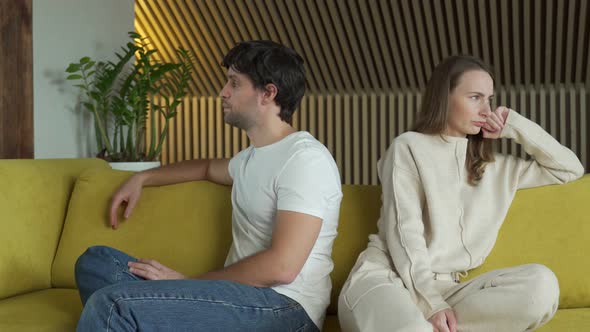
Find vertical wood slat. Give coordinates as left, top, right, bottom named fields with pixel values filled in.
left=511, top=0, right=521, bottom=85
left=554, top=0, right=566, bottom=83
left=352, top=94, right=361, bottom=184
left=489, top=0, right=503, bottom=83
left=533, top=0, right=542, bottom=86
left=544, top=1, right=555, bottom=83
left=500, top=0, right=511, bottom=85
left=564, top=0, right=577, bottom=84
left=343, top=95, right=352, bottom=184
left=523, top=0, right=531, bottom=85
left=575, top=0, right=588, bottom=84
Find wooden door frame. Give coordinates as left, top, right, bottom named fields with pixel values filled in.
left=0, top=0, right=33, bottom=159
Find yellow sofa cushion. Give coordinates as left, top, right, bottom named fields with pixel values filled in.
left=466, top=175, right=590, bottom=309
left=537, top=308, right=590, bottom=331
left=52, top=167, right=233, bottom=288
left=0, top=159, right=107, bottom=300
left=0, top=288, right=81, bottom=332
left=328, top=185, right=381, bottom=314
left=320, top=308, right=590, bottom=332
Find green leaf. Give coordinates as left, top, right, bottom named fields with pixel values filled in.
left=65, top=63, right=81, bottom=73
left=73, top=84, right=87, bottom=90
left=79, top=56, right=91, bottom=64
left=66, top=74, right=83, bottom=80
left=128, top=31, right=142, bottom=39
left=89, top=91, right=102, bottom=101
left=84, top=61, right=96, bottom=71
left=82, top=102, right=95, bottom=112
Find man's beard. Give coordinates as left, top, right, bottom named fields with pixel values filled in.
left=224, top=110, right=254, bottom=131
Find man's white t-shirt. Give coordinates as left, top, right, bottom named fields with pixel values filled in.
left=226, top=131, right=342, bottom=329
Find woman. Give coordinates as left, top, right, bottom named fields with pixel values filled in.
left=338, top=56, right=584, bottom=332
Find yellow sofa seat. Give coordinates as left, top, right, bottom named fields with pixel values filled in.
left=0, top=289, right=81, bottom=332
left=0, top=159, right=588, bottom=331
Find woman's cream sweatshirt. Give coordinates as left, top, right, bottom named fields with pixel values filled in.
left=366, top=110, right=585, bottom=319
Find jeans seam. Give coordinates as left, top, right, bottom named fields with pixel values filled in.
left=295, top=323, right=308, bottom=332
left=108, top=295, right=296, bottom=312
left=105, top=296, right=313, bottom=331
left=272, top=301, right=302, bottom=314
left=111, top=256, right=137, bottom=282
left=106, top=298, right=119, bottom=332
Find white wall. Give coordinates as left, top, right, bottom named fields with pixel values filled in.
left=33, top=0, right=134, bottom=158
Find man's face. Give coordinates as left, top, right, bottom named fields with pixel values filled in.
left=219, top=67, right=260, bottom=130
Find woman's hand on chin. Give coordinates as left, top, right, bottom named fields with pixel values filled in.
left=482, top=106, right=510, bottom=139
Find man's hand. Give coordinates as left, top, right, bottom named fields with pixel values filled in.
left=128, top=259, right=186, bottom=280
left=482, top=106, right=510, bottom=139
left=429, top=308, right=457, bottom=332
left=109, top=174, right=145, bottom=229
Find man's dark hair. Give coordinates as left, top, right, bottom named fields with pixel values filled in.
left=221, top=40, right=305, bottom=124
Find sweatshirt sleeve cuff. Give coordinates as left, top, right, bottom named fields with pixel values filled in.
left=499, top=109, right=523, bottom=139
left=424, top=301, right=452, bottom=320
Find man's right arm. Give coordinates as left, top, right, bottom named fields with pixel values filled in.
left=110, top=159, right=232, bottom=228
left=138, top=158, right=232, bottom=187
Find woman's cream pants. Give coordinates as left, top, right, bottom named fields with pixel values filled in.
left=338, top=248, right=559, bottom=332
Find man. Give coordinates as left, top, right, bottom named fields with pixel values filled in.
left=75, top=40, right=343, bottom=331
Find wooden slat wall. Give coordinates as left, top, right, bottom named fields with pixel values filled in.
left=137, top=0, right=590, bottom=182
left=136, top=0, right=590, bottom=95
left=149, top=86, right=589, bottom=184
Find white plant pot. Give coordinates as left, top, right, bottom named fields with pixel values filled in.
left=109, top=161, right=161, bottom=172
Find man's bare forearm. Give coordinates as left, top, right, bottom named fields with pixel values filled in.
left=195, top=249, right=296, bottom=288
left=136, top=159, right=211, bottom=187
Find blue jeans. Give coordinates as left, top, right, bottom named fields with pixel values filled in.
left=75, top=246, right=319, bottom=332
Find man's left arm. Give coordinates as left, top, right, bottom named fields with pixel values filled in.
left=195, top=210, right=321, bottom=286
left=127, top=210, right=322, bottom=287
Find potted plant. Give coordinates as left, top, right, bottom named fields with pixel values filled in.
left=65, top=31, right=193, bottom=171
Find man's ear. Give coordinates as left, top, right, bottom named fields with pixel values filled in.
left=261, top=83, right=278, bottom=105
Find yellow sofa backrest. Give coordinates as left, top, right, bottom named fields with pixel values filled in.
left=52, top=168, right=234, bottom=287
left=467, top=174, right=590, bottom=309
left=51, top=165, right=589, bottom=314
left=0, top=159, right=108, bottom=300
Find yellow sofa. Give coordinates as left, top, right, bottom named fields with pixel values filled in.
left=0, top=158, right=588, bottom=331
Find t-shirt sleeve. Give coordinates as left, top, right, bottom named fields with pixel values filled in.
left=228, top=148, right=248, bottom=180
left=276, top=147, right=342, bottom=220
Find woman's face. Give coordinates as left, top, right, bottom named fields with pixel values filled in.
left=445, top=70, right=494, bottom=137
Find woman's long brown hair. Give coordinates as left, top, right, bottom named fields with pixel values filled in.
left=412, top=55, right=495, bottom=185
